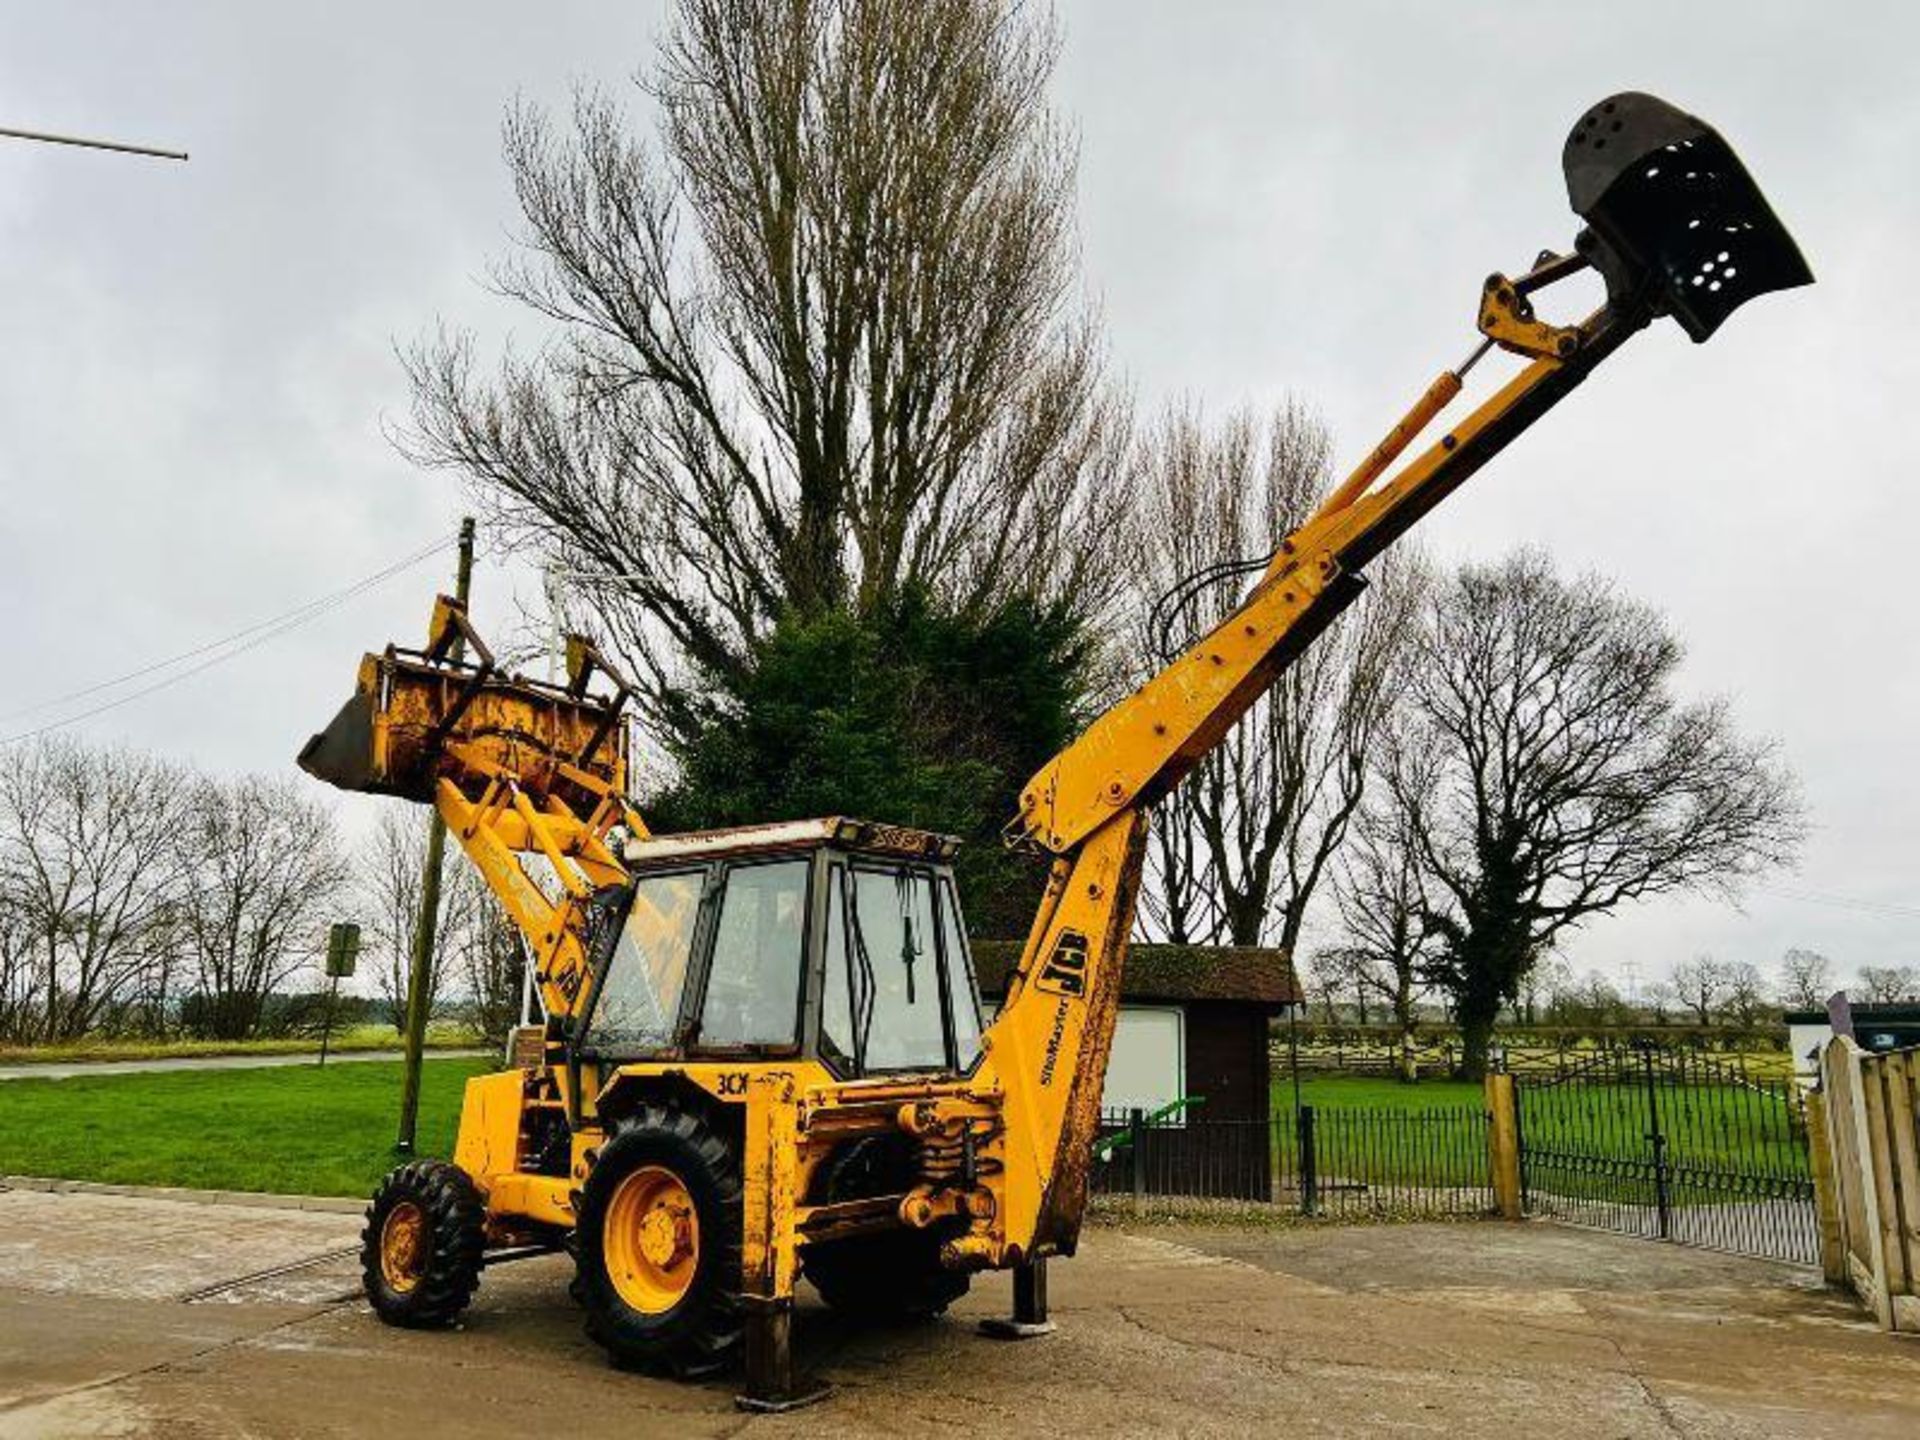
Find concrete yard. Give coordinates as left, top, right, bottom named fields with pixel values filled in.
left=2, top=1183, right=1917, bottom=1438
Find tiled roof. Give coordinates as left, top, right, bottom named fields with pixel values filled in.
left=970, top=939, right=1301, bottom=1008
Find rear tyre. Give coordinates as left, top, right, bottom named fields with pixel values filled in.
left=361, top=1160, right=486, bottom=1327
left=803, top=1228, right=970, bottom=1321
left=804, top=1137, right=969, bottom=1321
left=575, top=1105, right=744, bottom=1376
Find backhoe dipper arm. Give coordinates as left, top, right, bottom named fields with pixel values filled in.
left=973, top=80, right=1815, bottom=1263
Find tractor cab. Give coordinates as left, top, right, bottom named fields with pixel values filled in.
left=580, top=817, right=985, bottom=1080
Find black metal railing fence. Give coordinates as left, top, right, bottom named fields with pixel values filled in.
left=1088, top=1103, right=1493, bottom=1219
left=1515, top=1043, right=1818, bottom=1265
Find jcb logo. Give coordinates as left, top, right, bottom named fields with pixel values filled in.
left=1034, top=930, right=1090, bottom=998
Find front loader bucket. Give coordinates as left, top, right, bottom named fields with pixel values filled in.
left=1565, top=92, right=1811, bottom=342
left=298, top=599, right=632, bottom=809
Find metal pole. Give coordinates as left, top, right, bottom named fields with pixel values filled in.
left=1288, top=999, right=1304, bottom=1117
left=1129, top=1107, right=1146, bottom=1215
left=1299, top=1104, right=1319, bottom=1216
left=396, top=517, right=475, bottom=1152
left=0, top=125, right=187, bottom=161
left=318, top=973, right=340, bottom=1068
left=1640, top=1043, right=1671, bottom=1240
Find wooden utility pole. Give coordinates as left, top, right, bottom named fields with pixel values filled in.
left=395, top=517, right=475, bottom=1152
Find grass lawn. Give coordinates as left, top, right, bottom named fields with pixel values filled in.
left=0, top=1022, right=480, bottom=1067
left=0, top=1057, right=493, bottom=1198
left=1261, top=1073, right=1809, bottom=1200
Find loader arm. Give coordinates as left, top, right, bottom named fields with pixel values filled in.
left=969, top=90, right=1811, bottom=1264
left=299, top=606, right=647, bottom=1032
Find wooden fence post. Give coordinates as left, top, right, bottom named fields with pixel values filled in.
left=1883, top=1052, right=1920, bottom=1331
left=1484, top=1072, right=1522, bottom=1220
left=1804, top=1089, right=1848, bottom=1287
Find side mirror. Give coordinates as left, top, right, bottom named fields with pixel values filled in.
left=1565, top=92, right=1811, bottom=342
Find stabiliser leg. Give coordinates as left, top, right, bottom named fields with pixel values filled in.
left=734, top=1296, right=831, bottom=1413
left=978, top=1257, right=1056, bottom=1340
left=735, top=1078, right=829, bottom=1412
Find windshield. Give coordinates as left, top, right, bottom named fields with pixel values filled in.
left=583, top=869, right=703, bottom=1052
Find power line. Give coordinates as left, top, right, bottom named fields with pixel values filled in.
left=2, top=535, right=455, bottom=724
left=1758, top=886, right=1920, bottom=922
left=0, top=533, right=456, bottom=747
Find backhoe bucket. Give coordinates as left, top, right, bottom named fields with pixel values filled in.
left=1565, top=92, right=1810, bottom=341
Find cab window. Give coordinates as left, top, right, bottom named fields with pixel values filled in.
left=939, top=877, right=983, bottom=1067
left=698, top=859, right=808, bottom=1047
left=849, top=865, right=949, bottom=1072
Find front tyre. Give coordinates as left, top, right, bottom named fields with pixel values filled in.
left=361, top=1160, right=486, bottom=1327
left=575, top=1105, right=744, bottom=1376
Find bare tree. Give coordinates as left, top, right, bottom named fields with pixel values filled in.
left=402, top=0, right=1129, bottom=735
left=1545, top=970, right=1627, bottom=1029
left=0, top=738, right=193, bottom=1041
left=1720, top=960, right=1769, bottom=1028
left=0, top=885, right=40, bottom=1043
left=1858, top=964, right=1920, bottom=1005
left=1516, top=956, right=1570, bottom=1027
left=1777, top=947, right=1834, bottom=1010
left=1672, top=955, right=1734, bottom=1026
left=357, top=808, right=488, bottom=1033
left=1128, top=400, right=1425, bottom=950
left=1640, top=978, right=1677, bottom=1026
left=1384, top=551, right=1803, bottom=1077
left=360, top=809, right=430, bottom=1032
left=455, top=899, right=529, bottom=1049
left=1137, top=782, right=1219, bottom=945
left=177, top=778, right=347, bottom=1041
left=1334, top=804, right=1438, bottom=1080
left=1302, top=950, right=1350, bottom=1025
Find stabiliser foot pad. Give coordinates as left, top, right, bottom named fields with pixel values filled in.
left=977, top=1318, right=1057, bottom=1340
left=734, top=1379, right=833, bottom=1414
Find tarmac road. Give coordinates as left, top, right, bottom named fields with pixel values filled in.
left=2, top=1183, right=1917, bottom=1438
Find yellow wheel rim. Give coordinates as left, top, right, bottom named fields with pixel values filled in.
left=380, top=1200, right=428, bottom=1293
left=604, top=1164, right=700, bottom=1314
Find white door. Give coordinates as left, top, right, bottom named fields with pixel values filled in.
left=1100, top=1005, right=1185, bottom=1118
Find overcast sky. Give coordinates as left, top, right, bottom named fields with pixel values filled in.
left=1, top=2, right=1912, bottom=992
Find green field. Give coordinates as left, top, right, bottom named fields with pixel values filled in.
left=0, top=1022, right=478, bottom=1067
left=0, top=1057, right=492, bottom=1197
left=1262, top=1072, right=1809, bottom=1203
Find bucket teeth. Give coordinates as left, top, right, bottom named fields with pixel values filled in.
left=1564, top=92, right=1811, bottom=342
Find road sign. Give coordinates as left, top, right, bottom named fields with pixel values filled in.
left=326, top=922, right=361, bottom=979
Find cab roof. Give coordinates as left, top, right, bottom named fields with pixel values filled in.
left=622, top=816, right=960, bottom=866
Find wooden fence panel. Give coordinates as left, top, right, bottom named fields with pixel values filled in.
left=1820, top=1036, right=1918, bottom=1332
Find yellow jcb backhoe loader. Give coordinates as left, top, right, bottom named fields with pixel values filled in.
left=299, top=93, right=1809, bottom=1409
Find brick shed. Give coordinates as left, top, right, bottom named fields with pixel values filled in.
left=971, top=940, right=1301, bottom=1200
